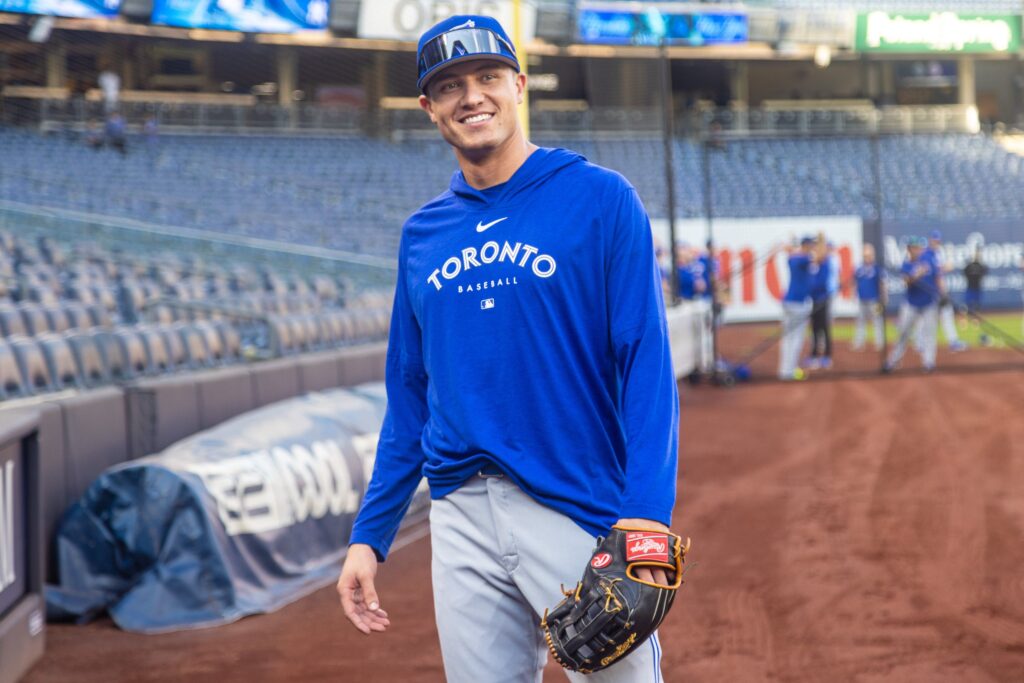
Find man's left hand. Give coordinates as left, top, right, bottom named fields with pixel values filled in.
left=615, top=518, right=673, bottom=586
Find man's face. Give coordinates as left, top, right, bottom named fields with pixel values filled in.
left=419, top=60, right=525, bottom=154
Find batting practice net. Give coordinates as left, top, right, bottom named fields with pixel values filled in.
left=699, top=132, right=1024, bottom=383
left=2, top=21, right=1023, bottom=386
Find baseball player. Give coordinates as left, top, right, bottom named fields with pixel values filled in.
left=1018, top=254, right=1024, bottom=339
left=886, top=237, right=940, bottom=371
left=778, top=236, right=817, bottom=380
left=675, top=243, right=702, bottom=300
left=806, top=238, right=835, bottom=370
left=962, top=248, right=988, bottom=316
left=678, top=243, right=716, bottom=373
left=852, top=243, right=884, bottom=351
left=924, top=230, right=967, bottom=352
left=335, top=15, right=679, bottom=682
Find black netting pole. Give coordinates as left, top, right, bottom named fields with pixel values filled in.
left=658, top=39, right=679, bottom=306
left=870, top=133, right=889, bottom=370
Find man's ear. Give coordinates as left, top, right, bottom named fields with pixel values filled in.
left=515, top=72, right=527, bottom=105
left=419, top=94, right=437, bottom=123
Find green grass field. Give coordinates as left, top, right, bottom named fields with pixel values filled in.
left=831, top=311, right=1024, bottom=348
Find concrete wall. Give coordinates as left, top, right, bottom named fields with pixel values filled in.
left=0, top=410, right=46, bottom=683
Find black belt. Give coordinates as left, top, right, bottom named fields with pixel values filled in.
left=477, top=462, right=504, bottom=478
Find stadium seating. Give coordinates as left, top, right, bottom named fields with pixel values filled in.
left=36, top=333, right=81, bottom=390
left=0, top=339, right=26, bottom=399
left=66, top=332, right=108, bottom=387
left=9, top=336, right=51, bottom=393
left=0, top=225, right=392, bottom=402
left=3, top=128, right=1024, bottom=258
left=4, top=124, right=1022, bottom=401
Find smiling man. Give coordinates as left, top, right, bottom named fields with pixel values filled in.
left=336, top=15, right=680, bottom=682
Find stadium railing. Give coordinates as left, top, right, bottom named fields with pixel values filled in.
left=0, top=85, right=984, bottom=137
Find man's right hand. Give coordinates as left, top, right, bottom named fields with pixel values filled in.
left=337, top=544, right=390, bottom=635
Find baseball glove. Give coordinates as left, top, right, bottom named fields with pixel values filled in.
left=541, top=526, right=690, bottom=674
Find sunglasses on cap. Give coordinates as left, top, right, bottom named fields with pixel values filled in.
left=418, top=27, right=518, bottom=93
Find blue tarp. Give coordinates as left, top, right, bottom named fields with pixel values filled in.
left=46, top=386, right=426, bottom=634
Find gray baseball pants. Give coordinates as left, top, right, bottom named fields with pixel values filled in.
left=853, top=300, right=883, bottom=350
left=430, top=473, right=664, bottom=682
left=939, top=299, right=961, bottom=345
left=778, top=300, right=812, bottom=379
left=889, top=303, right=938, bottom=368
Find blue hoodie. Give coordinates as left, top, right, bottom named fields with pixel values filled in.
left=784, top=252, right=815, bottom=304
left=349, top=148, right=679, bottom=560
left=810, top=254, right=832, bottom=303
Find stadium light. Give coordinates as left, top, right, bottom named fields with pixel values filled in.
left=813, top=45, right=831, bottom=68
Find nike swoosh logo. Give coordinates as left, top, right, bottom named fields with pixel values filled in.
left=476, top=217, right=508, bottom=233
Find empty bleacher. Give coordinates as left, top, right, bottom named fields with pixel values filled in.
left=2, top=128, right=1023, bottom=258
left=0, top=228, right=392, bottom=401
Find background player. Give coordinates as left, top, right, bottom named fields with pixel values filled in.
left=806, top=238, right=833, bottom=370
left=778, top=236, right=816, bottom=380
left=962, top=248, right=989, bottom=341
left=335, top=15, right=679, bottom=682
left=675, top=242, right=704, bottom=301
left=852, top=243, right=885, bottom=351
left=924, top=230, right=967, bottom=352
left=886, top=236, right=939, bottom=371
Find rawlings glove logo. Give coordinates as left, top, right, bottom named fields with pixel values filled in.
left=625, top=533, right=670, bottom=563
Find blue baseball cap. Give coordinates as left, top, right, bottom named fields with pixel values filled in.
left=908, top=236, right=927, bottom=248
left=928, top=229, right=942, bottom=240
left=800, top=236, right=815, bottom=246
left=417, top=15, right=520, bottom=94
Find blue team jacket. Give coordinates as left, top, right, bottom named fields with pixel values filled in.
left=349, top=148, right=679, bottom=559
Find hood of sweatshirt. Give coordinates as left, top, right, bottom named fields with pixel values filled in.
left=448, top=147, right=584, bottom=208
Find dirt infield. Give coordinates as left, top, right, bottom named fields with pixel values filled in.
left=26, top=370, right=1024, bottom=682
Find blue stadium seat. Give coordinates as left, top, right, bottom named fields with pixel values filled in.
left=8, top=335, right=52, bottom=393
left=36, top=333, right=82, bottom=390
left=0, top=305, right=26, bottom=337
left=66, top=332, right=110, bottom=387
left=173, top=323, right=212, bottom=369
left=0, top=339, right=27, bottom=399
left=91, top=330, right=132, bottom=381
left=19, top=303, right=52, bottom=336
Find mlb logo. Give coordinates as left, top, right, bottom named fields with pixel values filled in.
left=481, top=298, right=495, bottom=310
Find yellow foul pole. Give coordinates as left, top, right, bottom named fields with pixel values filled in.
left=512, top=0, right=530, bottom=139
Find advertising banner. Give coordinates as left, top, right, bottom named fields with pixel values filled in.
left=855, top=12, right=1020, bottom=53
left=577, top=5, right=747, bottom=46
left=0, top=0, right=119, bottom=19
left=152, top=0, right=329, bottom=33
left=882, top=221, right=1024, bottom=310
left=652, top=216, right=864, bottom=323
left=358, top=0, right=536, bottom=42
left=47, top=386, right=430, bottom=633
